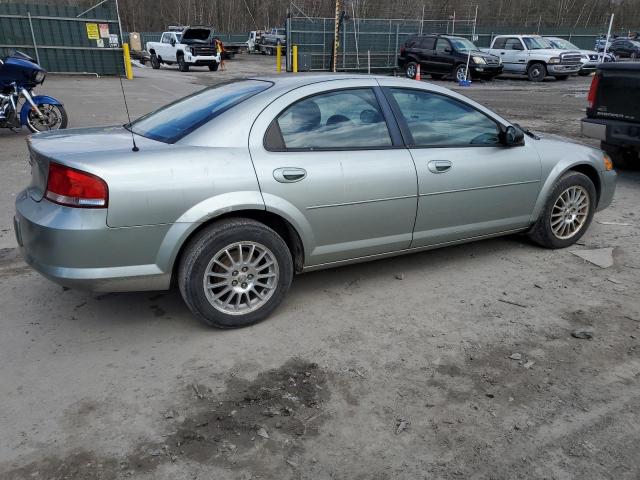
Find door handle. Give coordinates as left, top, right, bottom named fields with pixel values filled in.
left=273, top=167, right=307, bottom=183
left=427, top=160, right=452, bottom=174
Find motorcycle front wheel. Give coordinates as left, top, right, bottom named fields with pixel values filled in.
left=26, top=104, right=68, bottom=133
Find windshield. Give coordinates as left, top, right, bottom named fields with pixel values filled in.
left=548, top=38, right=578, bottom=50
left=128, top=80, right=272, bottom=143
left=450, top=37, right=478, bottom=52
left=523, top=37, right=552, bottom=50
left=632, top=40, right=640, bottom=47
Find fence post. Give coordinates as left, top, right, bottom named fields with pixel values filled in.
left=27, top=12, right=41, bottom=65
left=367, top=50, right=370, bottom=74
left=286, top=16, right=292, bottom=72
left=342, top=20, right=346, bottom=69
left=394, top=23, right=399, bottom=69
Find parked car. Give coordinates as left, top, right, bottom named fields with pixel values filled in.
left=594, top=34, right=618, bottom=52
left=399, top=34, right=503, bottom=81
left=248, top=28, right=287, bottom=55
left=608, top=38, right=640, bottom=59
left=147, top=26, right=219, bottom=72
left=544, top=36, right=615, bottom=76
left=482, top=35, right=582, bottom=81
left=582, top=62, right=640, bottom=168
left=14, top=75, right=616, bottom=328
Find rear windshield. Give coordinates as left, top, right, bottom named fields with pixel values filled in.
left=128, top=80, right=271, bottom=143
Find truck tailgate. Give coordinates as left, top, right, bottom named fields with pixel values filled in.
left=589, top=63, right=640, bottom=123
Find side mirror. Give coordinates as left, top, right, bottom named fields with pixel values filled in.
left=444, top=48, right=452, bottom=53
left=170, top=39, right=176, bottom=46
left=501, top=125, right=525, bottom=146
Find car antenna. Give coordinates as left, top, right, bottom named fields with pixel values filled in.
left=116, top=64, right=139, bottom=152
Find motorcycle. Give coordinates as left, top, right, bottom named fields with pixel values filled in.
left=0, top=51, right=68, bottom=133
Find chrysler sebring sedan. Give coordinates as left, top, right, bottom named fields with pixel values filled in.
left=14, top=75, right=616, bottom=328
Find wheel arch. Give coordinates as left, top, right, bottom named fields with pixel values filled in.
left=527, top=59, right=548, bottom=69
left=531, top=162, right=602, bottom=222
left=149, top=48, right=156, bottom=55
left=168, top=209, right=306, bottom=288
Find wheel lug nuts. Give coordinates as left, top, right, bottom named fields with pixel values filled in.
left=232, top=271, right=238, bottom=276
left=248, top=274, right=253, bottom=279
left=242, top=267, right=248, bottom=272
left=232, top=280, right=237, bottom=286
left=241, top=282, right=247, bottom=288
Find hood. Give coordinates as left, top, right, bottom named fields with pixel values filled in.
left=526, top=48, right=580, bottom=56
left=181, top=28, right=213, bottom=44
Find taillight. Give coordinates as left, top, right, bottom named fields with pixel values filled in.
left=45, top=163, right=108, bottom=208
left=587, top=73, right=600, bottom=109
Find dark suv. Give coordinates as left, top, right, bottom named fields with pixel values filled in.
left=608, top=38, right=640, bottom=59
left=398, top=34, right=503, bottom=81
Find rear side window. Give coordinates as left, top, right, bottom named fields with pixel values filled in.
left=420, top=37, right=435, bottom=49
left=505, top=38, right=524, bottom=50
left=128, top=80, right=271, bottom=144
left=269, top=88, right=392, bottom=150
left=389, top=88, right=500, bottom=147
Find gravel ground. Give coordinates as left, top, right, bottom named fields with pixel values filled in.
left=1, top=54, right=639, bottom=480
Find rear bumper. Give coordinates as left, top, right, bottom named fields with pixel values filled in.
left=581, top=118, right=640, bottom=147
left=14, top=190, right=172, bottom=292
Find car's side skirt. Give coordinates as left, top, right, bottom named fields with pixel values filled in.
left=301, top=227, right=528, bottom=272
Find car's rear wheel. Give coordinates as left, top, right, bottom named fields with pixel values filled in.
left=578, top=70, right=591, bottom=76
left=405, top=61, right=418, bottom=79
left=528, top=171, right=596, bottom=249
left=177, top=55, right=189, bottom=72
left=527, top=62, right=547, bottom=82
left=178, top=218, right=293, bottom=328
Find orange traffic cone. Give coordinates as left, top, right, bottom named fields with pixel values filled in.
left=416, top=63, right=421, bottom=81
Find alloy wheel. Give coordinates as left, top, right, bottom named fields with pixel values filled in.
left=203, top=241, right=279, bottom=315
left=550, top=185, right=590, bottom=240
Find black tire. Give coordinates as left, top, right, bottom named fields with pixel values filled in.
left=528, top=171, right=597, bottom=249
left=453, top=64, right=468, bottom=82
left=431, top=73, right=444, bottom=80
left=26, top=104, right=68, bottom=133
left=405, top=61, right=418, bottom=79
left=177, top=55, right=189, bottom=72
left=555, top=75, right=569, bottom=81
left=527, top=62, right=547, bottom=82
left=208, top=62, right=219, bottom=71
left=578, top=70, right=591, bottom=76
left=150, top=53, right=160, bottom=69
left=178, top=218, right=294, bottom=328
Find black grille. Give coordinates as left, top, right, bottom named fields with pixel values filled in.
left=192, top=46, right=216, bottom=56
left=589, top=54, right=598, bottom=60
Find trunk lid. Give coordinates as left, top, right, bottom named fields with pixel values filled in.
left=588, top=63, right=640, bottom=123
left=25, top=126, right=163, bottom=202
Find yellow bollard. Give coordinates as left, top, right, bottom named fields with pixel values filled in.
left=122, top=42, right=133, bottom=80
left=276, top=45, right=282, bottom=73
left=292, top=45, right=298, bottom=73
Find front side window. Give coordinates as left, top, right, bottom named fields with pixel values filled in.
left=449, top=37, right=478, bottom=52
left=161, top=33, right=171, bottom=44
left=128, top=80, right=271, bottom=143
left=436, top=38, right=451, bottom=53
left=504, top=38, right=524, bottom=50
left=274, top=89, right=392, bottom=150
left=389, top=88, right=500, bottom=147
left=522, top=37, right=552, bottom=50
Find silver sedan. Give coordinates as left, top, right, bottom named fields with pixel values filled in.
left=14, top=74, right=617, bottom=328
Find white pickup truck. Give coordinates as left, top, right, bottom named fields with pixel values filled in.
left=147, top=26, right=219, bottom=72
left=481, top=35, right=582, bottom=81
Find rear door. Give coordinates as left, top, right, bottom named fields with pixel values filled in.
left=248, top=79, right=419, bottom=267
left=380, top=84, right=541, bottom=247
left=418, top=36, right=437, bottom=72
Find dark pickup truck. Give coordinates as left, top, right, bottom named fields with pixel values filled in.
left=581, top=62, right=640, bottom=167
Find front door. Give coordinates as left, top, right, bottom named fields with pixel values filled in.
left=432, top=37, right=455, bottom=74
left=248, top=79, right=418, bottom=267
left=380, top=84, right=541, bottom=247
left=493, top=37, right=527, bottom=73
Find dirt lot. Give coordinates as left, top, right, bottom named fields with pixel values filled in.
left=1, top=54, right=639, bottom=480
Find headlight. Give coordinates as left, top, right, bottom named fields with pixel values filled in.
left=33, top=70, right=46, bottom=83
left=472, top=56, right=486, bottom=65
left=549, top=57, right=561, bottom=64
left=581, top=54, right=589, bottom=60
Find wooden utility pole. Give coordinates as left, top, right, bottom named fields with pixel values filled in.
left=332, top=0, right=341, bottom=72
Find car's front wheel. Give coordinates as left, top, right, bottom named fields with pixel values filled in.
left=178, top=218, right=293, bottom=328
left=528, top=171, right=596, bottom=249
left=527, top=62, right=547, bottom=82
left=177, top=55, right=189, bottom=72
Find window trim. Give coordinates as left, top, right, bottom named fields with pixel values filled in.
left=381, top=86, right=511, bottom=149
left=263, top=86, right=404, bottom=152
left=435, top=38, right=452, bottom=53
